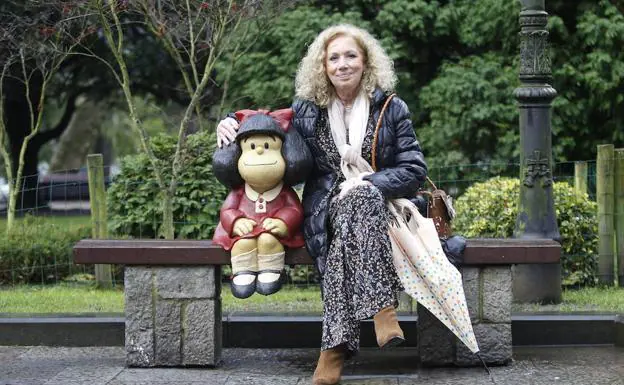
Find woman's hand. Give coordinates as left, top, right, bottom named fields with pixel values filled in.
left=232, top=218, right=256, bottom=236
left=217, top=117, right=239, bottom=148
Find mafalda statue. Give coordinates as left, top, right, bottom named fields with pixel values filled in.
left=212, top=109, right=312, bottom=298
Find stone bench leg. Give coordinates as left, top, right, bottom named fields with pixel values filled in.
left=124, top=266, right=222, bottom=367
left=417, top=266, right=512, bottom=366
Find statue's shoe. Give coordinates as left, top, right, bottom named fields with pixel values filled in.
left=256, top=270, right=285, bottom=296
left=231, top=271, right=257, bottom=299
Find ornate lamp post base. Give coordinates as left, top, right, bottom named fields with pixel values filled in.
left=512, top=0, right=562, bottom=303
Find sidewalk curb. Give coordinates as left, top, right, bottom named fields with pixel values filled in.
left=0, top=313, right=620, bottom=347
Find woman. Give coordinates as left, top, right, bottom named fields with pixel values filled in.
left=217, top=24, right=427, bottom=385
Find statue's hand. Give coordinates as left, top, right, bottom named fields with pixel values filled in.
left=262, top=218, right=287, bottom=237
left=232, top=218, right=257, bottom=236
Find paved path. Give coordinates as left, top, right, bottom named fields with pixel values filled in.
left=1, top=346, right=623, bottom=385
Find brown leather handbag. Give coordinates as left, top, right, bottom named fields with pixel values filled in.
left=417, top=177, right=456, bottom=239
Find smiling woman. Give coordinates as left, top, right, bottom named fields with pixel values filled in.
left=324, top=35, right=365, bottom=110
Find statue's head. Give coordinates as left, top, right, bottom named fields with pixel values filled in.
left=237, top=131, right=286, bottom=193
left=212, top=110, right=312, bottom=191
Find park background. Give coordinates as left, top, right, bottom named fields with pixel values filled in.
left=0, top=0, right=623, bottom=315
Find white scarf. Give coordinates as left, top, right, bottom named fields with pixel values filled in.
left=327, top=91, right=374, bottom=188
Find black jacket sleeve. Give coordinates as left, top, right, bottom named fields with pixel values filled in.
left=363, top=97, right=427, bottom=199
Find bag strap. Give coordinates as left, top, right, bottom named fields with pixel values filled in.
left=425, top=176, right=437, bottom=190
left=371, top=93, right=395, bottom=171
left=371, top=94, right=437, bottom=192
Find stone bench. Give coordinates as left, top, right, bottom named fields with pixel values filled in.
left=73, top=238, right=560, bottom=367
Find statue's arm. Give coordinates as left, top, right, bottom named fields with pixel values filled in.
left=272, top=188, right=304, bottom=238
left=220, top=189, right=247, bottom=236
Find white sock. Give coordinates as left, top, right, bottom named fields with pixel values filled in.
left=232, top=274, right=256, bottom=286
left=231, top=248, right=258, bottom=283
left=257, top=272, right=281, bottom=283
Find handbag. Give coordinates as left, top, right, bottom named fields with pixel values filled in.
left=417, top=177, right=456, bottom=239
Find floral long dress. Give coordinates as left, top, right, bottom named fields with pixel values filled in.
left=314, top=109, right=404, bottom=357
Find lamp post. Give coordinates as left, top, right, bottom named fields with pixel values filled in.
left=513, top=0, right=562, bottom=303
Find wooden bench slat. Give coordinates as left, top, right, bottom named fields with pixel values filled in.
left=73, top=238, right=560, bottom=266
left=463, top=238, right=561, bottom=264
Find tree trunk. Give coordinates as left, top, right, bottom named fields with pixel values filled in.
left=49, top=99, right=102, bottom=172
left=159, top=192, right=175, bottom=240
left=4, top=88, right=42, bottom=212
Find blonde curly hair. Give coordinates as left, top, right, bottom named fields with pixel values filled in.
left=295, top=24, right=397, bottom=107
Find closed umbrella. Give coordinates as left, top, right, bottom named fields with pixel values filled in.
left=387, top=198, right=479, bottom=354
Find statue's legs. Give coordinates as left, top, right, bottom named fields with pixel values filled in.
left=256, top=232, right=285, bottom=295
left=230, top=238, right=258, bottom=298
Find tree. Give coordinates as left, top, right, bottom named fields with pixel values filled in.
left=0, top=1, right=91, bottom=231
left=215, top=0, right=624, bottom=183
left=0, top=0, right=229, bottom=214
left=419, top=0, right=624, bottom=175
left=215, top=5, right=371, bottom=110
left=80, top=0, right=296, bottom=239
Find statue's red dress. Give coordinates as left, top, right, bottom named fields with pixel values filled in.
left=212, top=184, right=304, bottom=250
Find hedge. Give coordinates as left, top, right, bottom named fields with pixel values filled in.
left=107, top=130, right=228, bottom=239
left=0, top=216, right=91, bottom=284
left=453, top=177, right=598, bottom=286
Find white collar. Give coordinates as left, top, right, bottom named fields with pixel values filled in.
left=245, top=182, right=284, bottom=202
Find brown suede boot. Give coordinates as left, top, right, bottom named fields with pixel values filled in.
left=373, top=306, right=405, bottom=349
left=312, top=346, right=345, bottom=385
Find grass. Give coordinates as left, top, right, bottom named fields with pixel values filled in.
left=0, top=215, right=91, bottom=233
left=0, top=282, right=323, bottom=314
left=223, top=285, right=323, bottom=314
left=1, top=283, right=623, bottom=315
left=512, top=286, right=624, bottom=314
left=0, top=283, right=124, bottom=313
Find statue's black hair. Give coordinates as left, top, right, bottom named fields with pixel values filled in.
left=212, top=114, right=312, bottom=189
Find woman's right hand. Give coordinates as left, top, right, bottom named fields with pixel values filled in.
left=216, top=117, right=239, bottom=148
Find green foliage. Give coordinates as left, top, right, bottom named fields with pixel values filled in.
left=454, top=177, right=598, bottom=286
left=549, top=0, right=624, bottom=159
left=100, top=96, right=182, bottom=159
left=0, top=216, right=91, bottom=284
left=419, top=54, right=519, bottom=177
left=216, top=0, right=623, bottom=176
left=286, top=264, right=319, bottom=284
left=107, top=130, right=228, bottom=239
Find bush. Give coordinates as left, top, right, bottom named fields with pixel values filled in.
left=453, top=177, right=598, bottom=286
left=0, top=216, right=91, bottom=284
left=108, top=131, right=228, bottom=239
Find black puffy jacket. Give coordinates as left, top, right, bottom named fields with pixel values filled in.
left=292, top=89, right=427, bottom=277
